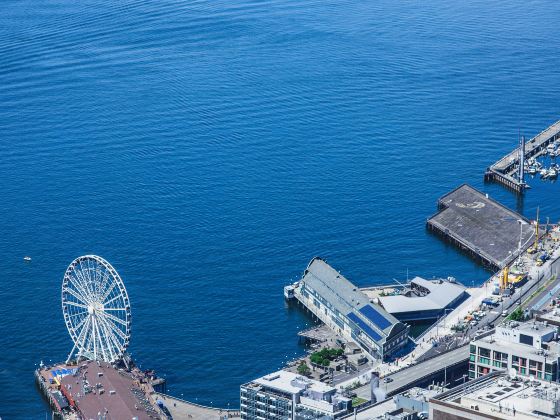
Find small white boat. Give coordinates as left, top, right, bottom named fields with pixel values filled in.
left=23, top=256, right=32, bottom=261
left=528, top=166, right=537, bottom=175
left=549, top=168, right=558, bottom=179
left=540, top=168, right=549, bottom=177
left=547, top=144, right=556, bottom=154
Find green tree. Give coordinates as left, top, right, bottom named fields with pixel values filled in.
left=508, top=307, right=524, bottom=321
left=297, top=361, right=311, bottom=376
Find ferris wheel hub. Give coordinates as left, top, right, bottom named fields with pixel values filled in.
left=87, top=302, right=104, bottom=315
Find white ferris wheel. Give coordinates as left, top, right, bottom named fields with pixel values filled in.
left=62, top=255, right=131, bottom=363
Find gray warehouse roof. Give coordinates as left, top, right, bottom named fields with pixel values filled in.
left=301, top=258, right=402, bottom=342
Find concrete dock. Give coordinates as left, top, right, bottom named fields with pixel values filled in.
left=153, top=393, right=240, bottom=419
left=427, top=184, right=536, bottom=270
left=485, top=120, right=560, bottom=193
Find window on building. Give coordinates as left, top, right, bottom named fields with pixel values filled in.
left=479, top=347, right=491, bottom=358
left=512, top=355, right=526, bottom=367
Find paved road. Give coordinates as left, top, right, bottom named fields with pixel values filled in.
left=355, top=346, right=469, bottom=399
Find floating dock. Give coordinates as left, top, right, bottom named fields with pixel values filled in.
left=427, top=184, right=536, bottom=270
left=484, top=120, right=560, bottom=193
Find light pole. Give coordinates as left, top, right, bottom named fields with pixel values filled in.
left=518, top=220, right=523, bottom=258
left=442, top=308, right=453, bottom=329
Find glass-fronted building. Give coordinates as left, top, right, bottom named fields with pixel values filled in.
left=469, top=320, right=560, bottom=382
left=240, top=370, right=351, bottom=420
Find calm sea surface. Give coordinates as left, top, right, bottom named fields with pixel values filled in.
left=1, top=0, right=560, bottom=416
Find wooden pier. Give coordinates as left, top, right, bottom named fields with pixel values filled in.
left=484, top=120, right=560, bottom=193
left=427, top=184, right=535, bottom=270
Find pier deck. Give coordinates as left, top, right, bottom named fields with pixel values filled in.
left=36, top=360, right=163, bottom=419
left=485, top=120, right=560, bottom=193
left=427, top=184, right=535, bottom=270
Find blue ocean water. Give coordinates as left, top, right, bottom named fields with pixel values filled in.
left=1, top=0, right=560, bottom=416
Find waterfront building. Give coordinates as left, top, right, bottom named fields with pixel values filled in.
left=290, top=257, right=409, bottom=360
left=240, top=370, right=351, bottom=420
left=374, top=277, right=468, bottom=321
left=469, top=320, right=560, bottom=382
left=430, top=370, right=560, bottom=419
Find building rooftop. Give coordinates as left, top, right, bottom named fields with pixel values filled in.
left=431, top=371, right=560, bottom=419
left=301, top=258, right=401, bottom=343
left=512, top=321, right=558, bottom=338
left=474, top=320, right=560, bottom=356
left=252, top=370, right=335, bottom=395
left=378, top=277, right=467, bottom=314
left=427, top=184, right=535, bottom=269
left=243, top=369, right=351, bottom=416
left=342, top=387, right=436, bottom=419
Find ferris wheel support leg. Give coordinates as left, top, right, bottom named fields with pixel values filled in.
left=66, top=342, right=77, bottom=364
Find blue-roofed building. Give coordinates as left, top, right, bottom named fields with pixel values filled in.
left=292, top=257, right=409, bottom=360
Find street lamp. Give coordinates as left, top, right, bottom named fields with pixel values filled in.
left=517, top=220, right=524, bottom=258
left=442, top=308, right=453, bottom=329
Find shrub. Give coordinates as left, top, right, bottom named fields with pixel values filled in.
left=297, top=361, right=311, bottom=376
left=310, top=347, right=343, bottom=367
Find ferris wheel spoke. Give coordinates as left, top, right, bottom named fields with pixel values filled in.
left=91, top=317, right=98, bottom=360
left=71, top=269, right=96, bottom=303
left=93, top=317, right=108, bottom=362
left=100, top=310, right=128, bottom=328
left=99, top=314, right=128, bottom=342
left=65, top=301, right=89, bottom=310
left=79, top=259, right=95, bottom=298
left=103, top=293, right=123, bottom=307
left=99, top=325, right=117, bottom=362
left=68, top=310, right=88, bottom=320
left=93, top=265, right=101, bottom=296
left=97, top=315, right=120, bottom=360
left=87, top=260, right=99, bottom=299
left=63, top=286, right=89, bottom=305
left=96, top=268, right=109, bottom=300
left=72, top=314, right=89, bottom=334
left=101, top=281, right=118, bottom=303
left=74, top=315, right=92, bottom=356
left=68, top=271, right=92, bottom=302
left=97, top=271, right=112, bottom=300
